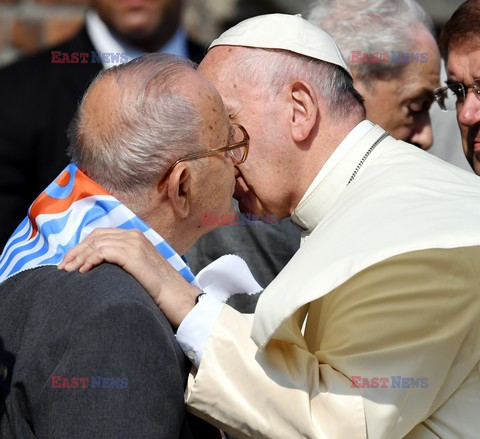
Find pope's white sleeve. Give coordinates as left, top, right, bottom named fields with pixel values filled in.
left=178, top=254, right=262, bottom=368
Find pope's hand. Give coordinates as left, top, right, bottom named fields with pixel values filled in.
left=58, top=228, right=199, bottom=328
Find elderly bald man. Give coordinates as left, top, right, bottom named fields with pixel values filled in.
left=0, top=53, right=248, bottom=439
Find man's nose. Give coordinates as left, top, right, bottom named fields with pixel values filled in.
left=409, top=113, right=433, bottom=150
left=457, top=91, right=480, bottom=127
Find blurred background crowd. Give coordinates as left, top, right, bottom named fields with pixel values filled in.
left=0, top=0, right=465, bottom=68
left=0, top=0, right=472, bottom=260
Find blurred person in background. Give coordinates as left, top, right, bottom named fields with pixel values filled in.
left=435, top=0, right=480, bottom=175
left=308, top=0, right=440, bottom=150
left=428, top=62, right=472, bottom=172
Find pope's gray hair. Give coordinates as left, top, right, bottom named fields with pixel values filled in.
left=307, top=0, right=434, bottom=86
left=234, top=48, right=365, bottom=120
left=68, top=53, right=202, bottom=198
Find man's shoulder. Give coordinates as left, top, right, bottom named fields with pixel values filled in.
left=0, top=264, right=195, bottom=439
left=2, top=263, right=158, bottom=317
left=0, top=264, right=175, bottom=363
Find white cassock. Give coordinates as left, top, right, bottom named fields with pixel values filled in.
left=181, top=121, right=480, bottom=439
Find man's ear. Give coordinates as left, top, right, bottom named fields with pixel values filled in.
left=289, top=80, right=318, bottom=143
left=164, top=164, right=192, bottom=219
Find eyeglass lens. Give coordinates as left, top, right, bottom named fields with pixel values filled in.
left=437, top=84, right=464, bottom=111
left=436, top=82, right=480, bottom=111
left=227, top=124, right=247, bottom=161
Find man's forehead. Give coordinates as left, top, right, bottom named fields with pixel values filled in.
left=200, top=46, right=238, bottom=69
left=198, top=46, right=241, bottom=87
left=447, top=44, right=480, bottom=82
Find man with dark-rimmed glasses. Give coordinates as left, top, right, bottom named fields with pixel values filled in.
left=435, top=0, right=480, bottom=175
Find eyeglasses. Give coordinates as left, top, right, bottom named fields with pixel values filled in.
left=164, top=123, right=250, bottom=178
left=434, top=80, right=480, bottom=111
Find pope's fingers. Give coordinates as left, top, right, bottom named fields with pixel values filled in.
left=58, top=240, right=91, bottom=270
left=86, top=228, right=146, bottom=244
left=77, top=252, right=109, bottom=273
left=86, top=227, right=125, bottom=238
left=59, top=235, right=123, bottom=271
left=62, top=248, right=97, bottom=272
left=78, top=236, right=148, bottom=272
left=58, top=232, right=109, bottom=270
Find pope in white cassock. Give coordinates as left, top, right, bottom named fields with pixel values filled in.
left=62, top=14, right=480, bottom=439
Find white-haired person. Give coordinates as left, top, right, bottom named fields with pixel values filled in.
left=0, top=53, right=250, bottom=439
left=308, top=0, right=440, bottom=151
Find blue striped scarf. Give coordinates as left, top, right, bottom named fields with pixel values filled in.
left=0, top=163, right=199, bottom=286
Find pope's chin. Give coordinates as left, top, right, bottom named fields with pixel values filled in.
left=234, top=187, right=254, bottom=215
left=473, top=154, right=480, bottom=175
left=467, top=137, right=480, bottom=175
left=235, top=187, right=282, bottom=217
left=234, top=179, right=260, bottom=216
left=236, top=196, right=269, bottom=217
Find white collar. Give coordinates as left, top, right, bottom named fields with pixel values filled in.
left=85, top=9, right=189, bottom=69
left=291, top=122, right=388, bottom=233
left=299, top=120, right=373, bottom=202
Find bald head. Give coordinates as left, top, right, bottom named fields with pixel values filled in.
left=80, top=75, right=120, bottom=153
left=69, top=53, right=236, bottom=252
left=68, top=53, right=204, bottom=198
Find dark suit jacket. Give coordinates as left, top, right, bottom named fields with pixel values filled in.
left=0, top=27, right=205, bottom=250
left=185, top=204, right=301, bottom=291
left=0, top=264, right=218, bottom=438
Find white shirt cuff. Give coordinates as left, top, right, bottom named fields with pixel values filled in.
left=176, top=293, right=224, bottom=368
left=177, top=254, right=262, bottom=367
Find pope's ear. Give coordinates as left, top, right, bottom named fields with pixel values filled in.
left=163, top=163, right=191, bottom=219
left=289, top=80, right=318, bottom=143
